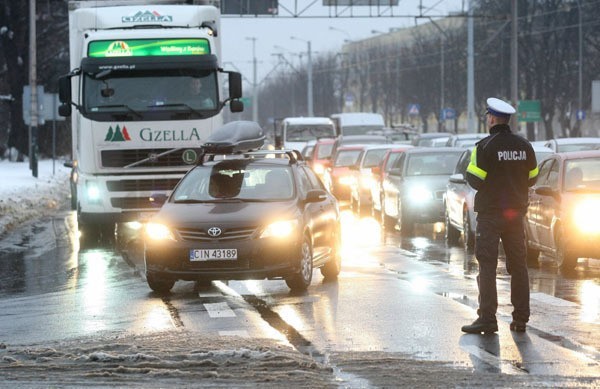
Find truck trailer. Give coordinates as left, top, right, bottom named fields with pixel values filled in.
left=58, top=0, right=243, bottom=243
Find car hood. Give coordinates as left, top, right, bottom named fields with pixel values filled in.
left=154, top=200, right=298, bottom=227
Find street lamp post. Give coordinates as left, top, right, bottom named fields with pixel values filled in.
left=245, top=37, right=258, bottom=122
left=290, top=36, right=313, bottom=117
left=577, top=0, right=583, bottom=134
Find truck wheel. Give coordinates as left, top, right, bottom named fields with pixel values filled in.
left=286, top=235, right=313, bottom=291
left=147, top=273, right=175, bottom=294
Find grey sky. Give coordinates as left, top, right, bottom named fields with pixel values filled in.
left=220, top=0, right=466, bottom=86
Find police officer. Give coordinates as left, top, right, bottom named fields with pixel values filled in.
left=461, top=97, right=538, bottom=334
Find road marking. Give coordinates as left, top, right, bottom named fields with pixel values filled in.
left=531, top=292, right=578, bottom=307
left=204, top=302, right=236, bottom=318
left=460, top=344, right=526, bottom=375
left=219, top=330, right=250, bottom=337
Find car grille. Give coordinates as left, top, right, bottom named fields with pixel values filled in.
left=101, top=148, right=201, bottom=168
left=176, top=226, right=258, bottom=242
left=107, top=178, right=182, bottom=192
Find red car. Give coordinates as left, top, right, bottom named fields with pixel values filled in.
left=323, top=144, right=367, bottom=205
left=307, top=137, right=335, bottom=180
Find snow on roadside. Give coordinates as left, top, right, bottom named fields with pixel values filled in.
left=0, top=159, right=70, bottom=237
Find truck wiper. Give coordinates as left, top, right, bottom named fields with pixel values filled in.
left=96, top=104, right=142, bottom=119
left=147, top=103, right=205, bottom=118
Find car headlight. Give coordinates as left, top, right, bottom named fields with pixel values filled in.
left=573, top=200, right=600, bottom=233
left=145, top=222, right=176, bottom=241
left=260, top=219, right=299, bottom=239
left=313, top=163, right=325, bottom=175
left=408, top=186, right=433, bottom=202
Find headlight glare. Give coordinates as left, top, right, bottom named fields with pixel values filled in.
left=86, top=182, right=101, bottom=202
left=313, top=163, right=325, bottom=175
left=408, top=186, right=433, bottom=202
left=145, top=222, right=176, bottom=241
left=339, top=175, right=355, bottom=186
left=573, top=200, right=600, bottom=233
left=260, top=219, right=298, bottom=239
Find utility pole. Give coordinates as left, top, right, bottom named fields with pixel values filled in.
left=291, top=36, right=313, bottom=116
left=510, top=0, right=518, bottom=132
left=245, top=37, right=258, bottom=122
left=29, top=0, right=38, bottom=177
left=467, top=0, right=476, bottom=133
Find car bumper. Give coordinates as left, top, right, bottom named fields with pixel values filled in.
left=405, top=199, right=444, bottom=223
left=145, top=235, right=302, bottom=281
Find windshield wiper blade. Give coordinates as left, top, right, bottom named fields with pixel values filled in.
left=96, top=104, right=142, bottom=119
left=147, top=103, right=204, bottom=118
left=173, top=199, right=213, bottom=204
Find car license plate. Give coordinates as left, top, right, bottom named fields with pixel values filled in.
left=189, top=249, right=237, bottom=261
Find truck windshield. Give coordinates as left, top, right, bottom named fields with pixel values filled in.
left=285, top=125, right=335, bottom=142
left=83, top=70, right=218, bottom=119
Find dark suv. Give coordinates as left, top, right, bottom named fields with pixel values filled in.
left=144, top=121, right=341, bottom=293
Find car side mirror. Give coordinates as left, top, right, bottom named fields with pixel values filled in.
left=371, top=166, right=381, bottom=175
left=149, top=193, right=168, bottom=207
left=305, top=189, right=327, bottom=203
left=449, top=173, right=466, bottom=184
left=535, top=186, right=559, bottom=199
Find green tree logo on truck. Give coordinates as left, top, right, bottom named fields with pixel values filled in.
left=105, top=125, right=131, bottom=142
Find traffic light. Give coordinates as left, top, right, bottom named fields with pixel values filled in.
left=221, top=0, right=278, bottom=15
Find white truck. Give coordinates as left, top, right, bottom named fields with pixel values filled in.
left=330, top=112, right=385, bottom=136
left=58, top=0, right=243, bottom=243
left=277, top=117, right=336, bottom=152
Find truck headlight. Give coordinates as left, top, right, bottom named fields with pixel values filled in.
left=260, top=219, right=298, bottom=239
left=573, top=200, right=600, bottom=234
left=145, top=222, right=176, bottom=241
left=86, top=182, right=101, bottom=202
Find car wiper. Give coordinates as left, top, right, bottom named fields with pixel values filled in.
left=147, top=103, right=204, bottom=118
left=173, top=199, right=213, bottom=204
left=95, top=104, right=142, bottom=119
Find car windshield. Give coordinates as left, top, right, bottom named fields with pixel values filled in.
left=172, top=163, right=294, bottom=201
left=563, top=158, right=600, bottom=192
left=557, top=143, right=600, bottom=152
left=334, top=150, right=362, bottom=167
left=316, top=144, right=334, bottom=159
left=406, top=152, right=462, bottom=176
left=286, top=125, right=335, bottom=142
left=362, top=149, right=389, bottom=168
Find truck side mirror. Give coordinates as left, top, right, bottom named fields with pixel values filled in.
left=228, top=72, right=242, bottom=99
left=58, top=104, right=72, bottom=117
left=229, top=99, right=243, bottom=113
left=58, top=75, right=71, bottom=103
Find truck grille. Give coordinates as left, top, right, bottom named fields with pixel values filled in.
left=107, top=178, right=182, bottom=192
left=176, top=227, right=257, bottom=242
left=101, top=148, right=201, bottom=168
left=111, top=197, right=155, bottom=209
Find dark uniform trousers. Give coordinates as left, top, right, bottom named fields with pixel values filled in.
left=475, top=211, right=530, bottom=323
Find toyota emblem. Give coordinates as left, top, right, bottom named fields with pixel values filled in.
left=207, top=227, right=222, bottom=237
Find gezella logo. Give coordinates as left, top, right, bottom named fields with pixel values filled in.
left=122, top=10, right=173, bottom=23
left=105, top=125, right=131, bottom=142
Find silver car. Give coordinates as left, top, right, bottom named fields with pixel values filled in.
left=381, top=147, right=463, bottom=235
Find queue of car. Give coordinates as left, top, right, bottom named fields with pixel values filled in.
left=142, top=119, right=600, bottom=295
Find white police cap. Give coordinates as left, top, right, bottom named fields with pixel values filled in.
left=486, top=97, right=516, bottom=117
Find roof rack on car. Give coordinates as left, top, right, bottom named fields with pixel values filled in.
left=243, top=149, right=304, bottom=164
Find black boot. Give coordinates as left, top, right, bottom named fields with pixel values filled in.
left=510, top=320, right=526, bottom=332
left=461, top=318, right=498, bottom=334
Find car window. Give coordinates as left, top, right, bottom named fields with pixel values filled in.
left=546, top=160, right=560, bottom=190
left=316, top=144, right=333, bottom=159
left=389, top=153, right=406, bottom=174
left=301, top=166, right=326, bottom=190
left=362, top=149, right=389, bottom=168
left=334, top=149, right=362, bottom=166
left=564, top=157, right=600, bottom=191
left=454, top=150, right=471, bottom=175
left=384, top=152, right=401, bottom=172
left=535, top=159, right=554, bottom=186
left=296, top=167, right=312, bottom=194
left=172, top=163, right=294, bottom=201
left=406, top=152, right=461, bottom=176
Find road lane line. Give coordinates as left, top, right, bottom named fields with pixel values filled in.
left=204, top=302, right=236, bottom=318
